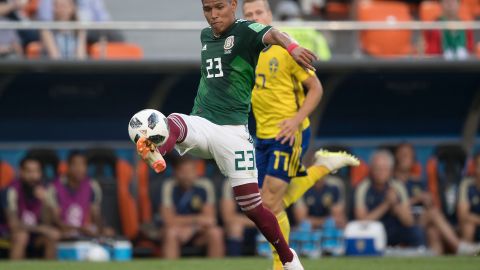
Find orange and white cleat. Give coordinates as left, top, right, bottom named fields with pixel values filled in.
left=136, top=137, right=167, bottom=173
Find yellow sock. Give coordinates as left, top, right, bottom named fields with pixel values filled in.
left=282, top=165, right=330, bottom=208
left=271, top=210, right=290, bottom=270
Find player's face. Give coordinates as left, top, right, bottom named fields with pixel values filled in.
left=20, top=160, right=42, bottom=188
left=202, top=0, right=237, bottom=35
left=243, top=0, right=272, bottom=25
left=68, top=155, right=88, bottom=182
left=54, top=0, right=75, bottom=21
left=395, top=145, right=414, bottom=172
left=370, top=155, right=393, bottom=185
left=175, top=160, right=198, bottom=187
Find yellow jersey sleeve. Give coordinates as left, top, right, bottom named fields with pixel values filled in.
left=289, top=56, right=315, bottom=84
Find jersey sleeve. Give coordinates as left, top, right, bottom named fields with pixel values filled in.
left=241, top=20, right=273, bottom=55
left=458, top=178, right=471, bottom=204
left=161, top=179, right=175, bottom=208
left=90, top=180, right=102, bottom=205
left=6, top=187, right=18, bottom=213
left=197, top=179, right=216, bottom=204
left=289, top=55, right=315, bottom=83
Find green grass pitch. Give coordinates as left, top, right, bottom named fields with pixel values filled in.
left=0, top=257, right=479, bottom=270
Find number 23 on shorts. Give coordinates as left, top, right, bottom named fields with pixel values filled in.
left=235, top=150, right=255, bottom=171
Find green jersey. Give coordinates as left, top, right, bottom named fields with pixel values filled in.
left=191, top=19, right=272, bottom=125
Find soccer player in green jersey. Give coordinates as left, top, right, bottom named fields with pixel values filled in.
left=135, top=1, right=317, bottom=268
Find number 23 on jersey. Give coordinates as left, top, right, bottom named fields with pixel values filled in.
left=206, top=57, right=224, bottom=78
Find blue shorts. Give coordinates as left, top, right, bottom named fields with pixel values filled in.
left=256, top=128, right=311, bottom=188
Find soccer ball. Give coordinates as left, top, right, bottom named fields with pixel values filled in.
left=85, top=244, right=110, bottom=262
left=128, top=109, right=169, bottom=146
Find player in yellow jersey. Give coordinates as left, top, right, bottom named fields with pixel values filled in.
left=243, top=1, right=359, bottom=269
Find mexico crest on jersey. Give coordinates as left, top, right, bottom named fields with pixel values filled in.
left=224, top=35, right=234, bottom=54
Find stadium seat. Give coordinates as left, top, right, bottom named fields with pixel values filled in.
left=89, top=42, right=144, bottom=60
left=419, top=1, right=443, bottom=21
left=87, top=148, right=139, bottom=240
left=325, top=1, right=351, bottom=19
left=26, top=42, right=42, bottom=60
left=461, top=0, right=480, bottom=17
left=357, top=1, right=413, bottom=57
left=25, top=149, right=60, bottom=183
left=0, top=161, right=15, bottom=189
left=137, top=161, right=152, bottom=224
left=426, top=144, right=466, bottom=219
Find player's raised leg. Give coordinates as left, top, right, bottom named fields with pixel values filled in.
left=135, top=113, right=190, bottom=173
left=282, top=150, right=360, bottom=208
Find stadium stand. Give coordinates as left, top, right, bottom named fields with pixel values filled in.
left=89, top=42, right=143, bottom=60
left=357, top=1, right=413, bottom=57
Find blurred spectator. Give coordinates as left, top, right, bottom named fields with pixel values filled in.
left=457, top=153, right=480, bottom=244
left=5, top=156, right=59, bottom=260
left=355, top=150, right=423, bottom=247
left=160, top=155, right=224, bottom=258
left=395, top=143, right=480, bottom=255
left=40, top=0, right=86, bottom=59
left=274, top=0, right=331, bottom=60
left=220, top=179, right=255, bottom=256
left=425, top=0, right=474, bottom=60
left=0, top=0, right=39, bottom=46
left=0, top=17, right=23, bottom=58
left=46, top=151, right=104, bottom=239
left=294, top=176, right=346, bottom=229
left=38, top=0, right=123, bottom=43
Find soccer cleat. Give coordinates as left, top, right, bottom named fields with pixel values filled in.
left=283, top=248, right=304, bottom=270
left=457, top=241, right=480, bottom=256
left=136, top=137, right=167, bottom=173
left=313, top=149, right=360, bottom=173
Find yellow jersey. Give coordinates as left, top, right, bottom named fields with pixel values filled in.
left=252, top=45, right=314, bottom=139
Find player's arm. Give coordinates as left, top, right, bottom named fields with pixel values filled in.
left=262, top=28, right=317, bottom=71
left=390, top=185, right=414, bottom=226
left=276, top=75, right=323, bottom=145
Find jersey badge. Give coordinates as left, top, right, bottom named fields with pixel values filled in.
left=224, top=35, right=234, bottom=54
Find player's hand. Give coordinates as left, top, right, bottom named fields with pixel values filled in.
left=34, top=185, right=47, bottom=201
left=196, top=216, right=215, bottom=227
left=386, top=188, right=398, bottom=206
left=290, top=46, right=317, bottom=72
left=136, top=137, right=156, bottom=160
left=276, top=117, right=303, bottom=146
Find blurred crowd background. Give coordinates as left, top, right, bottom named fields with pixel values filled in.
left=0, top=0, right=480, bottom=261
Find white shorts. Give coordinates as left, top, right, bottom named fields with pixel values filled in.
left=172, top=114, right=258, bottom=187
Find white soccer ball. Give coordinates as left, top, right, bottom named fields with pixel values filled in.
left=85, top=244, right=110, bottom=262
left=128, top=109, right=169, bottom=146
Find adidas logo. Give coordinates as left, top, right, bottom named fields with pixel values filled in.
left=202, top=44, right=207, bottom=51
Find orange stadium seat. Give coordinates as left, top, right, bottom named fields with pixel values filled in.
left=116, top=159, right=140, bottom=240
left=466, top=158, right=476, bottom=176
left=89, top=42, right=144, bottom=60
left=419, top=1, right=443, bottom=21
left=0, top=161, right=15, bottom=189
left=358, top=1, right=413, bottom=57
left=26, top=42, right=42, bottom=59
left=461, top=0, right=480, bottom=17
left=350, top=159, right=369, bottom=187
left=137, top=161, right=152, bottom=224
